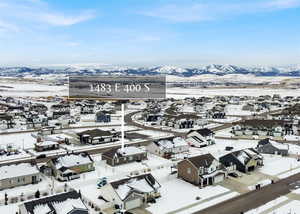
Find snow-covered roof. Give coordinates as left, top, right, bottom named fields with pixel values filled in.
left=236, top=151, right=250, bottom=165
left=117, top=146, right=144, bottom=156
left=269, top=140, right=289, bottom=150
left=112, top=174, right=160, bottom=200
left=52, top=198, right=87, bottom=214
left=36, top=141, right=58, bottom=147
left=55, top=153, right=92, bottom=168
left=33, top=204, right=51, bottom=214
left=156, top=137, right=188, bottom=149
left=0, top=163, right=39, bottom=180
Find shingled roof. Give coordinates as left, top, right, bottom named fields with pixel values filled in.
left=187, top=154, right=216, bottom=168
left=22, top=191, right=88, bottom=214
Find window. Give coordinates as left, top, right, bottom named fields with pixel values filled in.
left=187, top=168, right=191, bottom=174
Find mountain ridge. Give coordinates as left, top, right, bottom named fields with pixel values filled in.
left=1, top=64, right=300, bottom=77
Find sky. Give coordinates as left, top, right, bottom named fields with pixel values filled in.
left=0, top=0, right=300, bottom=67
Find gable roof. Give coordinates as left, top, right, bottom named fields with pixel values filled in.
left=188, top=128, right=214, bottom=137
left=258, top=138, right=289, bottom=151
left=77, top=129, right=113, bottom=138
left=102, top=146, right=145, bottom=159
left=52, top=153, right=93, bottom=169
left=22, top=191, right=88, bottom=214
left=0, top=163, right=39, bottom=180
left=187, top=154, right=216, bottom=169
left=110, top=173, right=161, bottom=201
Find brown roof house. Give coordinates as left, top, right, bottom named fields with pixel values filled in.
left=177, top=154, right=227, bottom=187
left=102, top=146, right=147, bottom=166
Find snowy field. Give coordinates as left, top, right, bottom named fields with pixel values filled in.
left=2, top=81, right=300, bottom=98
left=167, top=87, right=300, bottom=98
left=0, top=82, right=67, bottom=97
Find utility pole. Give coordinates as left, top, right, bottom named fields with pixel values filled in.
left=121, top=103, right=125, bottom=152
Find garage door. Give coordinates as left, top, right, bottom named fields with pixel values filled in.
left=125, top=198, right=142, bottom=210
left=214, top=174, right=224, bottom=183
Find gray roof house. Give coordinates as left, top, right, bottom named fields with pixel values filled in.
left=257, top=138, right=289, bottom=156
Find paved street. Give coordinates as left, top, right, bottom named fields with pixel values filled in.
left=194, top=172, right=300, bottom=214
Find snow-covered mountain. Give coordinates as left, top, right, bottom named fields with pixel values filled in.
left=1, top=64, right=300, bottom=77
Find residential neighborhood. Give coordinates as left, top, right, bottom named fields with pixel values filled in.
left=1, top=93, right=300, bottom=214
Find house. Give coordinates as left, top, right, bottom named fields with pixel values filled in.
left=51, top=104, right=70, bottom=119
left=186, top=128, right=215, bottom=147
left=34, top=141, right=60, bottom=152
left=81, top=104, right=94, bottom=114
left=100, top=173, right=161, bottom=211
left=257, top=138, right=289, bottom=156
left=206, top=105, right=226, bottom=119
left=48, top=153, right=94, bottom=181
left=232, top=119, right=295, bottom=137
left=0, top=113, right=14, bottom=129
left=0, top=163, right=40, bottom=190
left=77, top=128, right=117, bottom=145
left=219, top=149, right=263, bottom=173
left=25, top=112, right=48, bottom=128
left=147, top=136, right=189, bottom=159
left=95, top=110, right=111, bottom=123
left=271, top=103, right=300, bottom=121
left=160, top=115, right=195, bottom=129
left=29, top=104, right=48, bottom=114
left=142, top=108, right=162, bottom=122
left=177, top=154, right=227, bottom=187
left=19, top=190, right=88, bottom=214
left=102, top=146, right=147, bottom=166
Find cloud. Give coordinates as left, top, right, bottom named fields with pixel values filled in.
left=0, top=0, right=96, bottom=32
left=0, top=20, right=19, bottom=32
left=141, top=0, right=300, bottom=22
left=38, top=11, right=95, bottom=26
left=66, top=42, right=80, bottom=47
left=138, top=35, right=161, bottom=42
left=267, top=0, right=300, bottom=9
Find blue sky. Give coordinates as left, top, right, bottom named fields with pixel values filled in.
left=0, top=0, right=300, bottom=67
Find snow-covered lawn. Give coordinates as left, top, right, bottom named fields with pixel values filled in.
left=176, top=192, right=239, bottom=214
left=260, top=154, right=300, bottom=176
left=245, top=196, right=289, bottom=214
left=0, top=203, right=19, bottom=213
left=270, top=200, right=300, bottom=214
left=147, top=168, right=235, bottom=214
left=0, top=150, right=31, bottom=162
left=0, top=132, right=37, bottom=150
left=284, top=135, right=300, bottom=141
left=0, top=178, right=50, bottom=202
left=278, top=168, right=300, bottom=179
